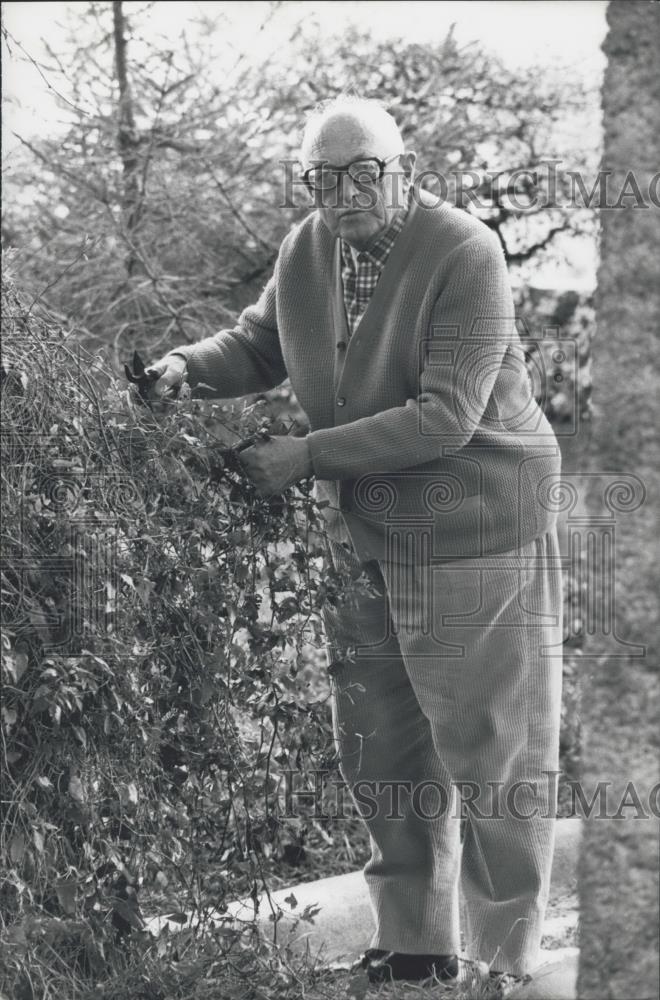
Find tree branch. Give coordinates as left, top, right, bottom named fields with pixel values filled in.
left=112, top=0, right=142, bottom=275
left=487, top=220, right=573, bottom=265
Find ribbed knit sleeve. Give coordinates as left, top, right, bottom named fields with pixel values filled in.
left=306, top=231, right=514, bottom=480
left=164, top=268, right=287, bottom=398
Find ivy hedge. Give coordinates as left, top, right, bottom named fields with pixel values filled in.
left=0, top=272, right=371, bottom=998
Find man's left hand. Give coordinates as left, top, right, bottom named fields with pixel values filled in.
left=238, top=436, right=313, bottom=496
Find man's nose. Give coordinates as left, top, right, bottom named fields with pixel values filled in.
left=337, top=171, right=362, bottom=207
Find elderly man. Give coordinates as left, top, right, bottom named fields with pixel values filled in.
left=149, top=97, right=562, bottom=993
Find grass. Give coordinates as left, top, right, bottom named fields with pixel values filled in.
left=60, top=940, right=526, bottom=1000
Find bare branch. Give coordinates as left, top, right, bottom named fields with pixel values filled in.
left=1, top=25, right=91, bottom=117
left=490, top=221, right=573, bottom=265
left=26, top=235, right=101, bottom=314
left=11, top=132, right=109, bottom=204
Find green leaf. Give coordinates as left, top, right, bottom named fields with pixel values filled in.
left=72, top=725, right=87, bottom=748
left=119, top=782, right=139, bottom=808
left=1, top=706, right=17, bottom=729
left=68, top=773, right=85, bottom=803
left=14, top=651, right=28, bottom=682
left=112, top=897, right=145, bottom=931
left=346, top=972, right=369, bottom=1000
left=56, top=880, right=76, bottom=915
left=9, top=833, right=25, bottom=863
left=5, top=918, right=29, bottom=947
left=136, top=578, right=156, bottom=604
left=300, top=903, right=321, bottom=923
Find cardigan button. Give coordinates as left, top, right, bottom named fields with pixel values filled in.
left=336, top=341, right=346, bottom=351
left=336, top=396, right=346, bottom=407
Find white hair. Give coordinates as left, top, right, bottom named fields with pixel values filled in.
left=300, top=95, right=405, bottom=161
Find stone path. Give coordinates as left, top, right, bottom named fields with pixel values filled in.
left=146, top=819, right=581, bottom=999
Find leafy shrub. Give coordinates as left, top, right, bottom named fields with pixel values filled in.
left=0, top=270, right=359, bottom=997
left=517, top=286, right=594, bottom=427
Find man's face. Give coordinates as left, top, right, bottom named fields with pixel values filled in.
left=302, top=114, right=415, bottom=251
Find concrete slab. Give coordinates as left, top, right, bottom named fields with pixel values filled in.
left=236, top=819, right=580, bottom=961
left=146, top=819, right=581, bottom=971
left=511, top=948, right=579, bottom=1000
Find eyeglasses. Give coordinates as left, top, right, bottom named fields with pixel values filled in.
left=302, top=153, right=402, bottom=192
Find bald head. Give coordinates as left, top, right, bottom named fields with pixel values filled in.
left=301, top=98, right=405, bottom=168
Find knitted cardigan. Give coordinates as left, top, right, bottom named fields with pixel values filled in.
left=167, top=189, right=561, bottom=564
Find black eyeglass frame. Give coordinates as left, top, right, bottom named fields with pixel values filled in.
left=301, top=153, right=403, bottom=192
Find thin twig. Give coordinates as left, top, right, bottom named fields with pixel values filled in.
left=1, top=25, right=92, bottom=117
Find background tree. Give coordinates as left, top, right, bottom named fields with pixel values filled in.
left=3, top=1, right=597, bottom=367
left=578, top=3, right=660, bottom=997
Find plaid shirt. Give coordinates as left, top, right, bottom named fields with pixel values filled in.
left=340, top=194, right=411, bottom=338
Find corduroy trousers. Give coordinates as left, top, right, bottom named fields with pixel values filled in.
left=322, top=528, right=563, bottom=976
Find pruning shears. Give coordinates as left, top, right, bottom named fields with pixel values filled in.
left=123, top=350, right=163, bottom=405
left=123, top=351, right=278, bottom=489
left=211, top=429, right=272, bottom=478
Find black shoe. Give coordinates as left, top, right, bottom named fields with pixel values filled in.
left=352, top=949, right=459, bottom=984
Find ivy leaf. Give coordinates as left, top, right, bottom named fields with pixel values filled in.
left=283, top=892, right=297, bottom=910
left=119, top=782, right=139, bottom=809
left=9, top=833, right=26, bottom=863
left=2, top=706, right=17, bottom=729
left=136, top=578, right=156, bottom=605
left=346, top=972, right=369, bottom=1000
left=84, top=937, right=106, bottom=974
left=11, top=651, right=29, bottom=682
left=56, top=880, right=76, bottom=915
left=72, top=725, right=87, bottom=749
left=5, top=919, right=29, bottom=946
left=300, top=903, right=321, bottom=923
left=68, top=773, right=85, bottom=803
left=112, top=897, right=145, bottom=932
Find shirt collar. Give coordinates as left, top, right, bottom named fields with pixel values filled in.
left=341, top=186, right=413, bottom=271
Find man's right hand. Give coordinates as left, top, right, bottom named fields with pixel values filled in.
left=146, top=354, right=188, bottom=399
